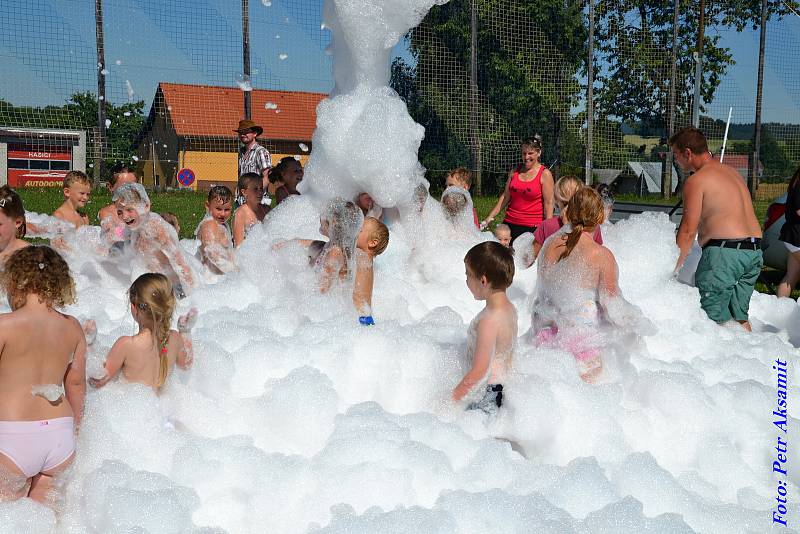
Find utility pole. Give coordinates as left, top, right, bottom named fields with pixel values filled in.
left=95, top=0, right=107, bottom=185
left=691, top=0, right=705, bottom=128
left=750, top=0, right=768, bottom=196
left=242, top=0, right=252, bottom=119
left=469, top=0, right=482, bottom=195
left=662, top=0, right=680, bottom=199
left=585, top=0, right=595, bottom=185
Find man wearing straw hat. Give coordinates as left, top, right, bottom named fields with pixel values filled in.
left=235, top=119, right=272, bottom=190
left=670, top=127, right=762, bottom=331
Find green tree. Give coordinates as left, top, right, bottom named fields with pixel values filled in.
left=594, top=1, right=798, bottom=130
left=399, top=0, right=588, bottom=190
left=759, top=126, right=794, bottom=181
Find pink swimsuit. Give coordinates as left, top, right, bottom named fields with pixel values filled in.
left=0, top=417, right=75, bottom=477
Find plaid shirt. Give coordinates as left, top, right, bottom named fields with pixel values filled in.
left=238, top=142, right=272, bottom=177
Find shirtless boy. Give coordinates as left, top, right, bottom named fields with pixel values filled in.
left=196, top=185, right=236, bottom=274
left=671, top=127, right=763, bottom=330
left=454, top=241, right=518, bottom=413
left=53, top=171, right=91, bottom=227
left=352, top=217, right=389, bottom=325
left=233, top=173, right=269, bottom=247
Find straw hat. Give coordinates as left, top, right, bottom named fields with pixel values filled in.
left=234, top=119, right=263, bottom=136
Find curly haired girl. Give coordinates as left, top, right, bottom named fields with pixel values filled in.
left=0, top=245, right=86, bottom=504
left=89, top=273, right=196, bottom=391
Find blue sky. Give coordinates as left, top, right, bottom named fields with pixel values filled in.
left=1, top=0, right=797, bottom=125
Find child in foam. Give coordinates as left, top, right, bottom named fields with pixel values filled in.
left=196, top=185, right=237, bottom=275
left=353, top=217, right=390, bottom=325
left=355, top=191, right=383, bottom=220
left=99, top=163, right=138, bottom=243
left=233, top=172, right=269, bottom=247
left=441, top=186, right=479, bottom=235
left=53, top=170, right=91, bottom=228
left=271, top=157, right=304, bottom=206
left=493, top=224, right=512, bottom=248
left=316, top=199, right=364, bottom=294
left=0, top=186, right=29, bottom=266
left=0, top=246, right=86, bottom=504
left=533, top=187, right=646, bottom=383
left=446, top=167, right=480, bottom=228
left=528, top=176, right=603, bottom=265
left=453, top=242, right=518, bottom=414
left=113, top=183, right=198, bottom=297
left=89, top=273, right=196, bottom=392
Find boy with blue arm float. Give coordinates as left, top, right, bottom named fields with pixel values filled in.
left=353, top=217, right=389, bottom=325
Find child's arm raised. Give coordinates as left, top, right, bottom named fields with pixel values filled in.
left=175, top=308, right=197, bottom=370
left=153, top=221, right=196, bottom=291
left=452, top=316, right=497, bottom=402
left=64, top=318, right=87, bottom=428
left=88, top=336, right=129, bottom=389
left=199, top=221, right=237, bottom=273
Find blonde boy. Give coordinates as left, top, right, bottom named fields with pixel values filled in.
left=53, top=171, right=91, bottom=227
left=493, top=224, right=512, bottom=247
left=454, top=241, right=517, bottom=413
left=353, top=217, right=389, bottom=325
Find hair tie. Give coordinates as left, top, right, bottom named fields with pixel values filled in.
left=38, top=262, right=45, bottom=270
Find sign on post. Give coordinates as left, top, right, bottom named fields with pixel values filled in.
left=177, top=168, right=195, bottom=188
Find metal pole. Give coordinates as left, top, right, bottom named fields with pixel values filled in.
left=662, top=0, right=680, bottom=199
left=750, top=0, right=768, bottom=196
left=469, top=0, right=482, bottom=195
left=691, top=0, right=705, bottom=128
left=242, top=0, right=252, bottom=119
left=95, top=0, right=107, bottom=185
left=585, top=0, right=594, bottom=185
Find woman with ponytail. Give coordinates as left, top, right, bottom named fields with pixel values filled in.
left=90, top=273, right=197, bottom=392
left=533, top=188, right=628, bottom=383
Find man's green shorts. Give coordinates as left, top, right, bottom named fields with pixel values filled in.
left=694, top=245, right=763, bottom=323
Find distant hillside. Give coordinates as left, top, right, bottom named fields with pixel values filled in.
left=621, top=118, right=800, bottom=141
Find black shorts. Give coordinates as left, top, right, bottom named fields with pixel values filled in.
left=504, top=222, right=536, bottom=242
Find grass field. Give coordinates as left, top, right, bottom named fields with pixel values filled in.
left=18, top=187, right=208, bottom=239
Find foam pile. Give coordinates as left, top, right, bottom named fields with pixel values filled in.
left=0, top=0, right=795, bottom=532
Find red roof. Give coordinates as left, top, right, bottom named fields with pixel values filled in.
left=157, top=82, right=327, bottom=141
left=712, top=153, right=762, bottom=172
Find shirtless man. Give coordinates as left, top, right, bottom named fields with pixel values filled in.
left=671, top=127, right=763, bottom=330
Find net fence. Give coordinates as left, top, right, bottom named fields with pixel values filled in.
left=0, top=0, right=798, bottom=197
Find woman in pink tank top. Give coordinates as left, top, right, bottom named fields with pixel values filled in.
left=482, top=136, right=554, bottom=243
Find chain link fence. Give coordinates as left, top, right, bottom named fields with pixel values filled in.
left=1, top=0, right=798, bottom=198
